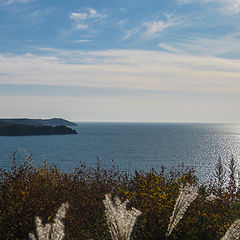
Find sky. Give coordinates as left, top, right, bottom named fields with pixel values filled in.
left=0, top=0, right=240, bottom=122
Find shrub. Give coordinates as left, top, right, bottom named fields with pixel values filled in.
left=1, top=153, right=240, bottom=240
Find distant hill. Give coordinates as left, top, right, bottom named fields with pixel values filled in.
left=0, top=118, right=77, bottom=127
left=0, top=118, right=78, bottom=136
left=0, top=124, right=77, bottom=136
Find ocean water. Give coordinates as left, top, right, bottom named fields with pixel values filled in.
left=0, top=122, right=240, bottom=183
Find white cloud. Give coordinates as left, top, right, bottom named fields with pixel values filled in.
left=0, top=49, right=240, bottom=95
left=88, top=7, right=108, bottom=19
left=31, top=8, right=53, bottom=17
left=160, top=32, right=240, bottom=58
left=89, top=8, right=96, bottom=15
left=32, top=10, right=41, bottom=17
left=122, top=28, right=140, bottom=40
left=70, top=8, right=107, bottom=31
left=117, top=19, right=127, bottom=26
left=73, top=40, right=91, bottom=43
left=179, top=0, right=240, bottom=14
left=6, top=0, right=33, bottom=4
left=144, top=14, right=181, bottom=37
left=221, top=0, right=240, bottom=13
left=145, top=21, right=172, bottom=35
left=1, top=49, right=240, bottom=121
left=70, top=12, right=88, bottom=21
left=70, top=8, right=107, bottom=21
left=203, top=0, right=240, bottom=14
left=178, top=0, right=194, bottom=4
left=75, top=23, right=88, bottom=30
left=121, top=14, right=181, bottom=40
left=158, top=43, right=179, bottom=53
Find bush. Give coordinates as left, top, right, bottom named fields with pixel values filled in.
left=0, top=153, right=240, bottom=239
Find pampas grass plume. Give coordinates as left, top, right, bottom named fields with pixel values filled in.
left=166, top=183, right=198, bottom=237
left=205, top=194, right=219, bottom=202
left=221, top=219, right=240, bottom=240
left=29, top=202, right=69, bottom=240
left=103, top=194, right=141, bottom=240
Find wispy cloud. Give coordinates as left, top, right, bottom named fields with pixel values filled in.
left=88, top=8, right=107, bottom=19
left=122, top=14, right=181, bottom=40
left=159, top=32, right=240, bottom=58
left=31, top=8, right=53, bottom=18
left=75, top=23, right=88, bottom=30
left=122, top=28, right=140, bottom=40
left=1, top=49, right=240, bottom=95
left=179, top=0, right=240, bottom=14
left=146, top=14, right=180, bottom=36
left=5, top=0, right=33, bottom=4
left=1, top=49, right=239, bottom=121
left=117, top=19, right=141, bottom=40
left=70, top=12, right=88, bottom=21
left=218, top=0, right=240, bottom=14
left=117, top=19, right=127, bottom=26
left=178, top=0, right=195, bottom=4
left=70, top=8, right=108, bottom=31
left=72, top=40, right=92, bottom=43
left=158, top=43, right=179, bottom=53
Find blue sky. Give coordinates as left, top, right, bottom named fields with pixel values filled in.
left=0, top=0, right=240, bottom=122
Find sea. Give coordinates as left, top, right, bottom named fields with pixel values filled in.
left=0, top=122, right=240, bottom=183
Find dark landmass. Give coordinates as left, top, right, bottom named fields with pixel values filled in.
left=0, top=118, right=77, bottom=127
left=0, top=124, right=77, bottom=136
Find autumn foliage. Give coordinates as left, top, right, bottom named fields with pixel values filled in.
left=0, top=153, right=240, bottom=240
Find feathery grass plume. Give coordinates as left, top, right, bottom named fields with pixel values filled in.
left=29, top=217, right=51, bottom=240
left=29, top=202, right=69, bottom=240
left=166, top=183, right=198, bottom=237
left=103, top=194, right=141, bottom=240
left=221, top=219, right=240, bottom=240
left=205, top=194, right=219, bottom=202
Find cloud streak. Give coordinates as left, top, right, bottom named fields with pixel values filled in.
left=1, top=0, right=34, bottom=4
left=0, top=49, right=239, bottom=96
left=144, top=14, right=181, bottom=37
left=159, top=32, right=240, bottom=58
left=218, top=0, right=240, bottom=14
left=121, top=13, right=182, bottom=41
left=70, top=8, right=108, bottom=31
left=179, top=0, right=240, bottom=14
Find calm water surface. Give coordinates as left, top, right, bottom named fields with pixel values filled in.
left=0, top=123, right=240, bottom=182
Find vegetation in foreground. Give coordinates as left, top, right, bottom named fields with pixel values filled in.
left=0, top=153, right=240, bottom=240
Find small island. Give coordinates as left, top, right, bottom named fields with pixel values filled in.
left=0, top=118, right=78, bottom=136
